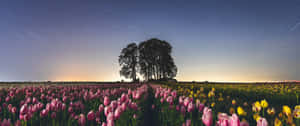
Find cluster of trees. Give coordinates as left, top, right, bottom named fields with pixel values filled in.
left=119, top=38, right=177, bottom=82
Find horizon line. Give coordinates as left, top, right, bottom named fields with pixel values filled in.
left=0, top=80, right=299, bottom=83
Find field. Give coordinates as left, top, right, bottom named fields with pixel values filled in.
left=0, top=82, right=299, bottom=126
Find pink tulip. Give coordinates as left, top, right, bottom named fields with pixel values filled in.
left=87, top=110, right=95, bottom=121
left=160, top=98, right=164, bottom=103
left=151, top=104, right=155, bottom=110
left=186, top=119, right=191, bottom=126
left=114, top=107, right=122, bottom=119
left=202, top=107, right=213, bottom=126
left=107, top=112, right=114, bottom=121
left=96, top=117, right=101, bottom=124
left=1, top=119, right=11, bottom=126
left=110, top=101, right=118, bottom=109
left=23, top=114, right=30, bottom=121
left=130, top=102, right=138, bottom=111
left=8, top=104, right=12, bottom=111
left=78, top=114, right=86, bottom=126
left=104, top=96, right=110, bottom=106
left=102, top=122, right=107, bottom=126
left=25, top=97, right=31, bottom=103
left=240, top=121, right=249, bottom=126
left=51, top=112, right=56, bottom=119
left=217, top=113, right=230, bottom=126
left=20, top=104, right=28, bottom=115
left=107, top=120, right=114, bottom=126
left=198, top=103, right=205, bottom=112
left=218, top=119, right=229, bottom=126
left=133, top=114, right=137, bottom=119
left=40, top=109, right=48, bottom=117
left=121, top=103, right=127, bottom=111
left=5, top=96, right=10, bottom=102
left=63, top=96, right=68, bottom=102
left=183, top=97, right=190, bottom=107
left=180, top=105, right=186, bottom=115
left=68, top=107, right=73, bottom=113
left=176, top=105, right=180, bottom=111
left=62, top=103, right=66, bottom=110
left=179, top=96, right=184, bottom=105
left=32, top=97, right=37, bottom=104
left=104, top=106, right=112, bottom=116
left=230, top=114, right=240, bottom=126
left=187, top=102, right=194, bottom=112
left=121, top=93, right=127, bottom=102
left=45, top=103, right=51, bottom=111
left=14, top=120, right=21, bottom=126
left=99, top=104, right=104, bottom=112
left=171, top=91, right=177, bottom=98
left=2, top=103, right=7, bottom=108
left=257, top=117, right=268, bottom=126
left=11, top=107, right=17, bottom=114
left=96, top=111, right=101, bottom=118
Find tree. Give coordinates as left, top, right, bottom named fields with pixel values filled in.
left=119, top=43, right=138, bottom=81
left=138, top=38, right=177, bottom=81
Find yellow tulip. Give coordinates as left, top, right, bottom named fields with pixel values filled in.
left=260, top=99, right=268, bottom=108
left=253, top=113, right=261, bottom=121
left=283, top=105, right=292, bottom=116
left=193, top=94, right=197, bottom=98
left=293, top=105, right=300, bottom=118
left=267, top=107, right=275, bottom=115
left=229, top=107, right=235, bottom=114
left=232, top=100, right=236, bottom=105
left=211, top=102, right=215, bottom=107
left=274, top=118, right=282, bottom=126
left=255, top=101, right=261, bottom=108
left=237, top=106, right=247, bottom=116
left=252, top=102, right=262, bottom=112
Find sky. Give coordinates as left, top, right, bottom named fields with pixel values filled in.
left=0, top=0, right=299, bottom=82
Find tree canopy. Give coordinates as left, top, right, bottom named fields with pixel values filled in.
left=119, top=38, right=177, bottom=82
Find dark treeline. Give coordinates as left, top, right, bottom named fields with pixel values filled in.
left=119, top=38, right=177, bottom=82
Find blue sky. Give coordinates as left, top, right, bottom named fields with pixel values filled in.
left=0, top=0, right=299, bottom=81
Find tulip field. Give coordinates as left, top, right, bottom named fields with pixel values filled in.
left=0, top=83, right=299, bottom=126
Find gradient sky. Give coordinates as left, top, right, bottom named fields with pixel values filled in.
left=0, top=0, right=299, bottom=82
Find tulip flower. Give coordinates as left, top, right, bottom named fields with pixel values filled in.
left=104, top=96, right=110, bottom=106
left=230, top=114, right=240, bottom=126
left=78, top=114, right=86, bottom=126
left=40, top=109, right=48, bottom=117
left=20, top=104, right=28, bottom=115
left=87, top=110, right=95, bottom=121
left=14, top=120, right=21, bottom=126
left=187, top=102, right=194, bottom=112
left=1, top=119, right=11, bottom=126
left=102, top=122, right=107, bottom=126
left=186, top=119, right=191, bottom=126
left=217, top=113, right=230, bottom=126
left=183, top=97, right=190, bottom=107
left=202, top=107, right=213, bottom=126
left=107, top=112, right=114, bottom=122
left=99, top=104, right=104, bottom=112
left=257, top=117, right=268, bottom=126
left=51, top=112, right=56, bottom=119
left=240, top=120, right=249, bottom=126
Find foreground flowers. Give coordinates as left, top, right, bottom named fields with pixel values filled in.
left=0, top=83, right=299, bottom=126
left=0, top=84, right=148, bottom=126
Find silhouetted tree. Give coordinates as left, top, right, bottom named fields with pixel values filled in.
left=138, top=38, right=177, bottom=81
left=119, top=43, right=138, bottom=81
